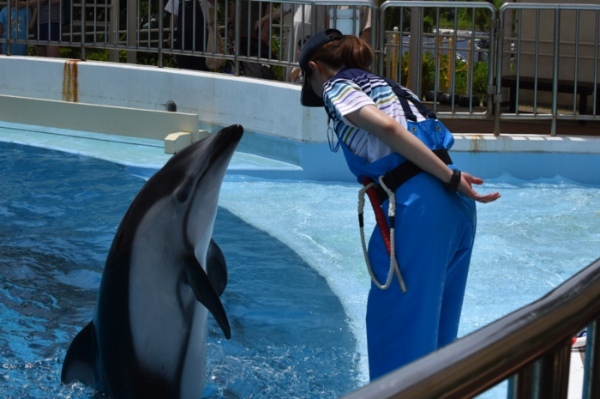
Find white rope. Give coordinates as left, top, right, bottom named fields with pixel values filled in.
left=358, top=180, right=407, bottom=293
left=378, top=176, right=408, bottom=293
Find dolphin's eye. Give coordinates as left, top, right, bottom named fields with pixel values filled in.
left=176, top=183, right=193, bottom=203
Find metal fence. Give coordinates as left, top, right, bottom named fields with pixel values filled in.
left=496, top=3, right=600, bottom=134
left=1, top=0, right=599, bottom=134
left=379, top=1, right=497, bottom=119
left=379, top=1, right=600, bottom=135
left=0, top=0, right=375, bottom=77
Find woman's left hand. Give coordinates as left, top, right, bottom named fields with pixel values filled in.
left=458, top=172, right=501, bottom=203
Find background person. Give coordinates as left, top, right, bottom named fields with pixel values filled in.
left=30, top=0, right=60, bottom=57
left=165, top=0, right=215, bottom=71
left=358, top=5, right=372, bottom=44
left=0, top=2, right=33, bottom=55
left=255, top=3, right=328, bottom=81
left=289, top=35, right=310, bottom=83
left=298, top=29, right=500, bottom=380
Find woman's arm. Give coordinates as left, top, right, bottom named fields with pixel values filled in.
left=255, top=6, right=289, bottom=31
left=29, top=7, right=37, bottom=30
left=345, top=104, right=500, bottom=203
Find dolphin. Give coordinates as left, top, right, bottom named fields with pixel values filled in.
left=61, top=124, right=244, bottom=399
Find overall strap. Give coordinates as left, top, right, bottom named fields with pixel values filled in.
left=381, top=77, right=437, bottom=122
left=374, top=149, right=453, bottom=202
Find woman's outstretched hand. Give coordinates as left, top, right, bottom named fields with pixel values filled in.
left=458, top=172, right=501, bottom=203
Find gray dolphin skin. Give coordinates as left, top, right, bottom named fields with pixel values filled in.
left=61, top=124, right=244, bottom=399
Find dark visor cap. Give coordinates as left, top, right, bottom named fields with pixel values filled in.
left=299, top=29, right=343, bottom=107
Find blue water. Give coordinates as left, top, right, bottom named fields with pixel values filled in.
left=0, top=143, right=358, bottom=398
left=1, top=141, right=600, bottom=398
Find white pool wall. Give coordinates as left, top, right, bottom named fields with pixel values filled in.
left=0, top=56, right=325, bottom=141
left=1, top=56, right=600, bottom=184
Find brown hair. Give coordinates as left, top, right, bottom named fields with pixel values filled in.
left=309, top=35, right=373, bottom=71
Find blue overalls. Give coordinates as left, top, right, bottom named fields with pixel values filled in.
left=329, top=71, right=477, bottom=381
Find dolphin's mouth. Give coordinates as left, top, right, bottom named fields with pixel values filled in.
left=192, top=124, right=244, bottom=200
left=210, top=125, right=244, bottom=158
left=183, top=125, right=244, bottom=250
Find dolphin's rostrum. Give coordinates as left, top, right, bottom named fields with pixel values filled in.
left=61, top=125, right=244, bottom=399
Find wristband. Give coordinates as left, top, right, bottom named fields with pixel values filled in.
left=444, top=169, right=461, bottom=192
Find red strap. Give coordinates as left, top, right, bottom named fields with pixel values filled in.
left=362, top=177, right=391, bottom=255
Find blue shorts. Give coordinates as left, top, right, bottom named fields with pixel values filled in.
left=38, top=23, right=61, bottom=41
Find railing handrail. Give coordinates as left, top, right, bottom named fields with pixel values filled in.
left=342, top=257, right=600, bottom=399
left=502, top=2, right=600, bottom=12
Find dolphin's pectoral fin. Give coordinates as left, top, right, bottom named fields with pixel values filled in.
left=185, top=251, right=231, bottom=339
left=61, top=321, right=99, bottom=387
left=207, top=238, right=228, bottom=297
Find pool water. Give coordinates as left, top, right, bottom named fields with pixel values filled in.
left=0, top=143, right=357, bottom=398
left=1, top=141, right=599, bottom=398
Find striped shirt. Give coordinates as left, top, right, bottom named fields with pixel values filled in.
left=323, top=69, right=425, bottom=163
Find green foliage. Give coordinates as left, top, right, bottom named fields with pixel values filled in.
left=400, top=50, right=489, bottom=101
left=58, top=47, right=74, bottom=58
left=269, top=34, right=284, bottom=81
left=420, top=52, right=436, bottom=99
left=454, top=59, right=468, bottom=95
left=472, top=61, right=489, bottom=101
left=137, top=52, right=178, bottom=67
left=84, top=50, right=110, bottom=62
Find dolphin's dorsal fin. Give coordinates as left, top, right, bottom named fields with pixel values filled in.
left=185, top=251, right=231, bottom=339
left=61, top=321, right=99, bottom=386
left=207, top=239, right=228, bottom=297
